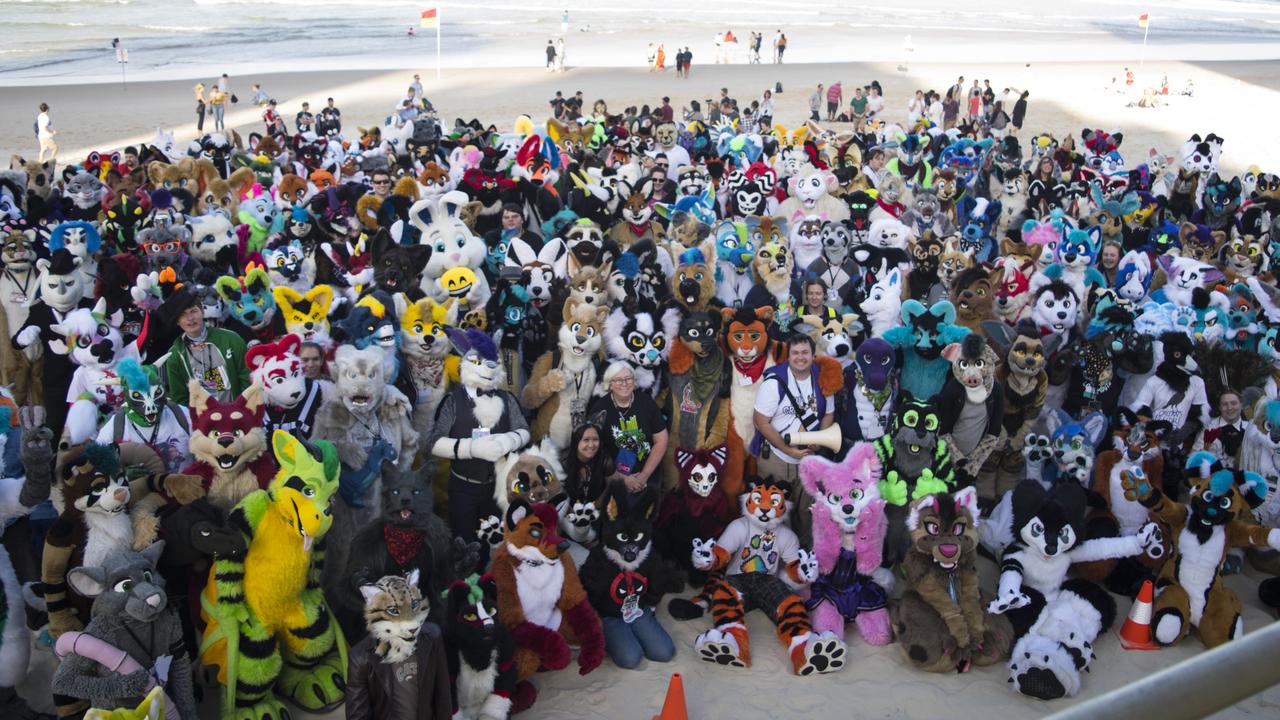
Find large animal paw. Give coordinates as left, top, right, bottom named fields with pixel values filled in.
left=228, top=697, right=288, bottom=720
left=795, top=549, right=819, bottom=584
left=1022, top=433, right=1051, bottom=464
left=912, top=468, right=948, bottom=499
left=691, top=538, right=717, bottom=570
left=1119, top=467, right=1154, bottom=502
left=695, top=629, right=746, bottom=668
left=276, top=652, right=346, bottom=712
left=478, top=515, right=504, bottom=548
left=796, top=633, right=847, bottom=676
left=988, top=590, right=1031, bottom=615
left=451, top=537, right=483, bottom=578
left=879, top=472, right=908, bottom=506
left=1137, top=522, right=1165, bottom=559
left=164, top=473, right=208, bottom=505
left=543, top=369, right=567, bottom=393
left=1009, top=634, right=1081, bottom=700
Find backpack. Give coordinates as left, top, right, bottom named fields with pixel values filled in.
left=748, top=363, right=826, bottom=456
left=775, top=82, right=784, bottom=94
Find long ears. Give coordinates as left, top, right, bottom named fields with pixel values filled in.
left=188, top=379, right=211, bottom=415
left=272, top=428, right=306, bottom=471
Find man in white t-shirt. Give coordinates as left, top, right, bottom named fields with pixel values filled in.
left=753, top=334, right=834, bottom=478
left=753, top=333, right=835, bottom=539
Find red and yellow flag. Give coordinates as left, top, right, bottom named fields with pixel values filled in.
left=1138, top=13, right=1149, bottom=29
left=420, top=8, right=439, bottom=29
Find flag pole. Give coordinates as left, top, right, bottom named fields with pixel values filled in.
left=435, top=7, right=441, bottom=80
left=1140, top=16, right=1150, bottom=69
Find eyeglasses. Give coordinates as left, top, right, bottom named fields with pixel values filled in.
left=610, top=377, right=635, bottom=386
left=372, top=179, right=390, bottom=186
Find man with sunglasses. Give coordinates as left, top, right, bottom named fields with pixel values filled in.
left=369, top=171, right=392, bottom=198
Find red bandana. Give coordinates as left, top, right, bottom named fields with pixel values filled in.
left=383, top=525, right=426, bottom=568
left=877, top=198, right=905, bottom=217
left=627, top=221, right=651, bottom=238
left=733, top=354, right=768, bottom=382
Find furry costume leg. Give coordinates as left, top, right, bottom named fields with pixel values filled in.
left=891, top=591, right=960, bottom=673
left=808, top=599, right=844, bottom=637
left=1152, top=584, right=1194, bottom=646
left=694, top=581, right=750, bottom=667
left=275, top=598, right=345, bottom=712
left=0, top=546, right=30, bottom=689
left=854, top=606, right=893, bottom=646
left=1195, top=585, right=1244, bottom=648
left=1007, top=582, right=1111, bottom=700
left=770, top=594, right=844, bottom=675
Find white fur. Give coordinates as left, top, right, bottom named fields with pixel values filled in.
left=1170, top=520, right=1226, bottom=626
left=455, top=650, right=511, bottom=720
left=861, top=268, right=904, bottom=336
left=506, top=543, right=565, bottom=630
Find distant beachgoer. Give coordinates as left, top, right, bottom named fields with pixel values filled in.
left=1161, top=73, right=1169, bottom=95
left=906, top=89, right=925, bottom=126
left=849, top=86, right=867, bottom=130
left=219, top=73, right=237, bottom=104
left=1125, top=67, right=1134, bottom=86
left=407, top=26, right=416, bottom=36
left=683, top=47, right=693, bottom=78
left=556, top=37, right=566, bottom=72
left=36, top=103, right=57, bottom=162
left=943, top=87, right=959, bottom=129
left=410, top=74, right=424, bottom=104
left=866, top=85, right=884, bottom=123
left=295, top=102, right=315, bottom=134
left=250, top=83, right=270, bottom=106
left=772, top=29, right=781, bottom=63
left=1012, top=90, right=1029, bottom=132
left=547, top=40, right=557, bottom=72
left=826, top=81, right=842, bottom=122
left=318, top=97, right=342, bottom=136
left=808, top=83, right=823, bottom=122
left=194, top=83, right=207, bottom=132
left=647, top=42, right=656, bottom=70
left=656, top=44, right=666, bottom=70
left=208, top=85, right=227, bottom=131
left=263, top=100, right=287, bottom=135
left=967, top=85, right=981, bottom=122
left=752, top=32, right=762, bottom=63
left=777, top=33, right=787, bottom=63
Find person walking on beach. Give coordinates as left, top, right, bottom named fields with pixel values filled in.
left=943, top=87, right=959, bottom=129
left=647, top=43, right=657, bottom=70
left=218, top=73, right=236, bottom=104
left=777, top=33, right=787, bottom=63
left=772, top=29, right=781, bottom=63
left=808, top=83, right=823, bottom=122
left=1011, top=89, right=1028, bottom=133
left=674, top=48, right=685, bottom=78
left=826, top=81, right=842, bottom=122
left=36, top=103, right=58, bottom=162
left=556, top=37, right=566, bottom=72
left=866, top=84, right=884, bottom=124
left=208, top=84, right=227, bottom=131
left=682, top=47, right=693, bottom=78
left=194, top=83, right=207, bottom=132
left=758, top=88, right=774, bottom=127
left=546, top=40, right=557, bottom=72
left=967, top=81, right=981, bottom=123
left=655, top=44, right=666, bottom=70
left=752, top=32, right=762, bottom=63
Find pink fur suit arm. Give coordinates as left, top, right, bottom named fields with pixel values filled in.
left=855, top=498, right=888, bottom=575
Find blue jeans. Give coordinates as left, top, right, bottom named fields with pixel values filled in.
left=212, top=104, right=225, bottom=130
left=603, top=608, right=675, bottom=669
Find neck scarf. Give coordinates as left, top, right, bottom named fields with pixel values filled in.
left=384, top=524, right=426, bottom=568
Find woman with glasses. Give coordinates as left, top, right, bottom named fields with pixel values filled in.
left=587, top=362, right=668, bottom=504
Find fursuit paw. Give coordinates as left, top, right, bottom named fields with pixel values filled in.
left=229, top=697, right=288, bottom=720
left=1009, top=634, right=1081, bottom=700
left=477, top=515, right=504, bottom=548
left=1022, top=433, right=1051, bottom=464
left=879, top=471, right=909, bottom=506
left=276, top=653, right=346, bottom=712
left=511, top=681, right=538, bottom=715
left=988, top=590, right=1031, bottom=615
left=694, top=629, right=746, bottom=668
left=796, top=633, right=847, bottom=676
left=543, top=369, right=567, bottom=394
left=667, top=597, right=707, bottom=621
left=451, top=536, right=483, bottom=578
left=795, top=549, right=819, bottom=584
left=691, top=538, right=717, bottom=571
left=1119, top=467, right=1153, bottom=502
left=912, top=468, right=948, bottom=500
left=1137, top=521, right=1165, bottom=560
left=164, top=473, right=208, bottom=505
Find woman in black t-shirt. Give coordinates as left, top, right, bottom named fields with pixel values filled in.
left=587, top=363, right=668, bottom=497
left=562, top=422, right=615, bottom=505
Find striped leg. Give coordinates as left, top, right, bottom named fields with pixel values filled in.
left=773, top=593, right=844, bottom=675
left=276, top=592, right=345, bottom=713
left=694, top=580, right=750, bottom=668
left=230, top=614, right=286, bottom=720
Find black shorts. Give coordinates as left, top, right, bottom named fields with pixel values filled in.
left=827, top=101, right=837, bottom=113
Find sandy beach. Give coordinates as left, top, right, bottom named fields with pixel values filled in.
left=5, top=57, right=1280, bottom=179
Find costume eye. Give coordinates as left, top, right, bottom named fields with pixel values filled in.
left=952, top=522, right=965, bottom=535
left=114, top=579, right=134, bottom=592
left=828, top=492, right=841, bottom=505
left=530, top=528, right=542, bottom=539
left=850, top=488, right=864, bottom=501
left=924, top=415, right=938, bottom=432
left=1220, top=496, right=1232, bottom=509
left=902, top=410, right=919, bottom=428
left=925, top=521, right=939, bottom=535
left=1030, top=521, right=1043, bottom=537
left=386, top=606, right=399, bottom=616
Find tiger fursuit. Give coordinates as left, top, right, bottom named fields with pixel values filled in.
left=690, top=477, right=846, bottom=675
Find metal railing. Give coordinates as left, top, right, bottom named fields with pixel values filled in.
left=1048, top=619, right=1280, bottom=720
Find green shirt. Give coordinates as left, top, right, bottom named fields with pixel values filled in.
left=850, top=97, right=868, bottom=114
left=164, top=326, right=251, bottom=405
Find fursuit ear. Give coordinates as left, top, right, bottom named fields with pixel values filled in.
left=272, top=428, right=306, bottom=470
left=404, top=567, right=420, bottom=588
left=941, top=341, right=963, bottom=363
left=953, top=486, right=980, bottom=524
left=1081, top=412, right=1109, bottom=448
left=358, top=583, right=381, bottom=604
left=67, top=565, right=109, bottom=599
left=505, top=497, right=532, bottom=531
left=141, top=540, right=165, bottom=569
left=1010, top=480, right=1047, bottom=530
left=797, top=454, right=827, bottom=498
left=188, top=379, right=211, bottom=415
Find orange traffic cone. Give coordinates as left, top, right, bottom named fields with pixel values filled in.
left=1117, top=579, right=1160, bottom=650
left=653, top=672, right=689, bottom=720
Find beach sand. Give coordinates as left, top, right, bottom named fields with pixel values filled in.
left=4, top=58, right=1280, bottom=177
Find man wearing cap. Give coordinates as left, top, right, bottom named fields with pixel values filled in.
left=160, top=283, right=249, bottom=405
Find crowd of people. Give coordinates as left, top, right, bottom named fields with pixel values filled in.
left=1, top=66, right=1279, bottom=719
